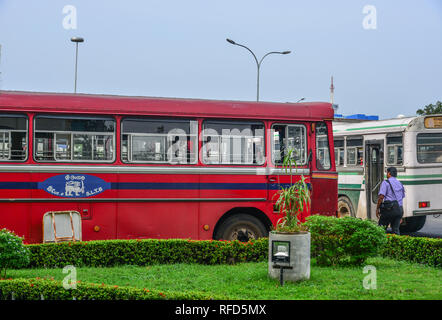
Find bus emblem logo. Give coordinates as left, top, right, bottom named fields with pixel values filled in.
left=38, top=174, right=110, bottom=198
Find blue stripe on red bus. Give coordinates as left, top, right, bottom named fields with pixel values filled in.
left=112, top=182, right=269, bottom=190
left=0, top=181, right=303, bottom=190
left=0, top=182, right=38, bottom=189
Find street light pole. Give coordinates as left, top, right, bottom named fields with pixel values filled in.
left=226, top=38, right=291, bottom=101
left=71, top=37, right=84, bottom=94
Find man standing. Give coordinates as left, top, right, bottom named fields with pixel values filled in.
left=376, top=167, right=405, bottom=235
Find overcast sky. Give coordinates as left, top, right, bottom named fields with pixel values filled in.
left=0, top=0, right=441, bottom=119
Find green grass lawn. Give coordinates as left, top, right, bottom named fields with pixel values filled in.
left=6, top=257, right=442, bottom=300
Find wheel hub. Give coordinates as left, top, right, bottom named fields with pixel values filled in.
left=231, top=228, right=255, bottom=242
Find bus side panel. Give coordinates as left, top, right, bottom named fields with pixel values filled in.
left=82, top=202, right=117, bottom=241
left=0, top=172, right=32, bottom=241
left=199, top=173, right=268, bottom=201
left=116, top=173, right=199, bottom=239
left=0, top=203, right=30, bottom=242
left=116, top=202, right=199, bottom=239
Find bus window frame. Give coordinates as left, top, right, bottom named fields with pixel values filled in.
left=416, top=132, right=442, bottom=164
left=120, top=117, right=198, bottom=165
left=386, top=133, right=404, bottom=166
left=201, top=120, right=266, bottom=166
left=333, top=138, right=344, bottom=167
left=0, top=114, right=28, bottom=162
left=345, top=135, right=364, bottom=167
left=271, top=123, right=308, bottom=167
left=33, top=115, right=117, bottom=164
left=315, top=122, right=332, bottom=171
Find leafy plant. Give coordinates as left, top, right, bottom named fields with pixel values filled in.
left=304, top=215, right=387, bottom=266
left=273, top=148, right=311, bottom=233
left=0, top=229, right=30, bottom=278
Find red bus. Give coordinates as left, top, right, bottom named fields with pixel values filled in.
left=0, top=91, right=337, bottom=244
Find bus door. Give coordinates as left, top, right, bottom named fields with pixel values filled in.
left=365, top=140, right=384, bottom=219
left=310, top=122, right=337, bottom=218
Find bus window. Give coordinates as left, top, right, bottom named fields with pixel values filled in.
left=333, top=138, right=344, bottom=166
left=346, top=137, right=363, bottom=166
left=0, top=115, right=27, bottom=161
left=316, top=122, right=331, bottom=170
left=272, top=124, right=307, bottom=165
left=34, top=116, right=115, bottom=162
left=417, top=133, right=442, bottom=163
left=386, top=135, right=403, bottom=165
left=203, top=121, right=264, bottom=165
left=122, top=118, right=197, bottom=164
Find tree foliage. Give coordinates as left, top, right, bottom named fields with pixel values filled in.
left=416, top=101, right=442, bottom=115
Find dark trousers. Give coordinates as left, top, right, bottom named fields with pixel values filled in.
left=379, top=204, right=403, bottom=235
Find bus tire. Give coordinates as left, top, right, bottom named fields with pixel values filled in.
left=337, top=196, right=355, bottom=218
left=399, top=216, right=427, bottom=233
left=214, top=214, right=268, bottom=242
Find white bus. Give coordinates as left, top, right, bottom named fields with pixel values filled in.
left=333, top=114, right=442, bottom=233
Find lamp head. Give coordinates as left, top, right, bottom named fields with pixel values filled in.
left=71, top=37, right=84, bottom=43
left=226, top=38, right=236, bottom=45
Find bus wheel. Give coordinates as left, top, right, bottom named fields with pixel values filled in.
left=337, top=196, right=355, bottom=218
left=214, top=214, right=268, bottom=242
left=399, top=216, right=427, bottom=233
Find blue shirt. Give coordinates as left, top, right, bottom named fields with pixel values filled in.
left=378, top=177, right=405, bottom=206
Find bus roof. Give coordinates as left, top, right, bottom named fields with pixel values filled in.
left=333, top=116, right=417, bottom=135
left=0, top=91, right=333, bottom=121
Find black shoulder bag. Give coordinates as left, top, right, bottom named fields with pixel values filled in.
left=380, top=180, right=399, bottom=213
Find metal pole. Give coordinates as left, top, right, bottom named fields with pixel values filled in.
left=0, top=44, right=2, bottom=91
left=280, top=267, right=284, bottom=286
left=226, top=39, right=291, bottom=102
left=71, top=37, right=84, bottom=94
left=256, top=63, right=260, bottom=101
left=74, top=42, right=79, bottom=94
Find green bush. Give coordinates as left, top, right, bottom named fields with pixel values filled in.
left=0, top=229, right=30, bottom=278
left=380, top=234, right=441, bottom=267
left=304, top=215, right=387, bottom=266
left=0, top=278, right=225, bottom=300
left=27, top=238, right=268, bottom=268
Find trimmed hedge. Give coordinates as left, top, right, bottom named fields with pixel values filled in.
left=27, top=238, right=268, bottom=268
left=380, top=234, right=442, bottom=267
left=0, top=278, right=224, bottom=300
left=23, top=227, right=441, bottom=270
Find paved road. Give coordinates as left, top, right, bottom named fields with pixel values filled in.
left=402, top=215, right=442, bottom=238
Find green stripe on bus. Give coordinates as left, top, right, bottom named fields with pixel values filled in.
left=400, top=179, right=442, bottom=185
left=338, top=184, right=362, bottom=189
left=333, top=124, right=408, bottom=132
left=397, top=174, right=442, bottom=179
left=338, top=172, right=363, bottom=175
